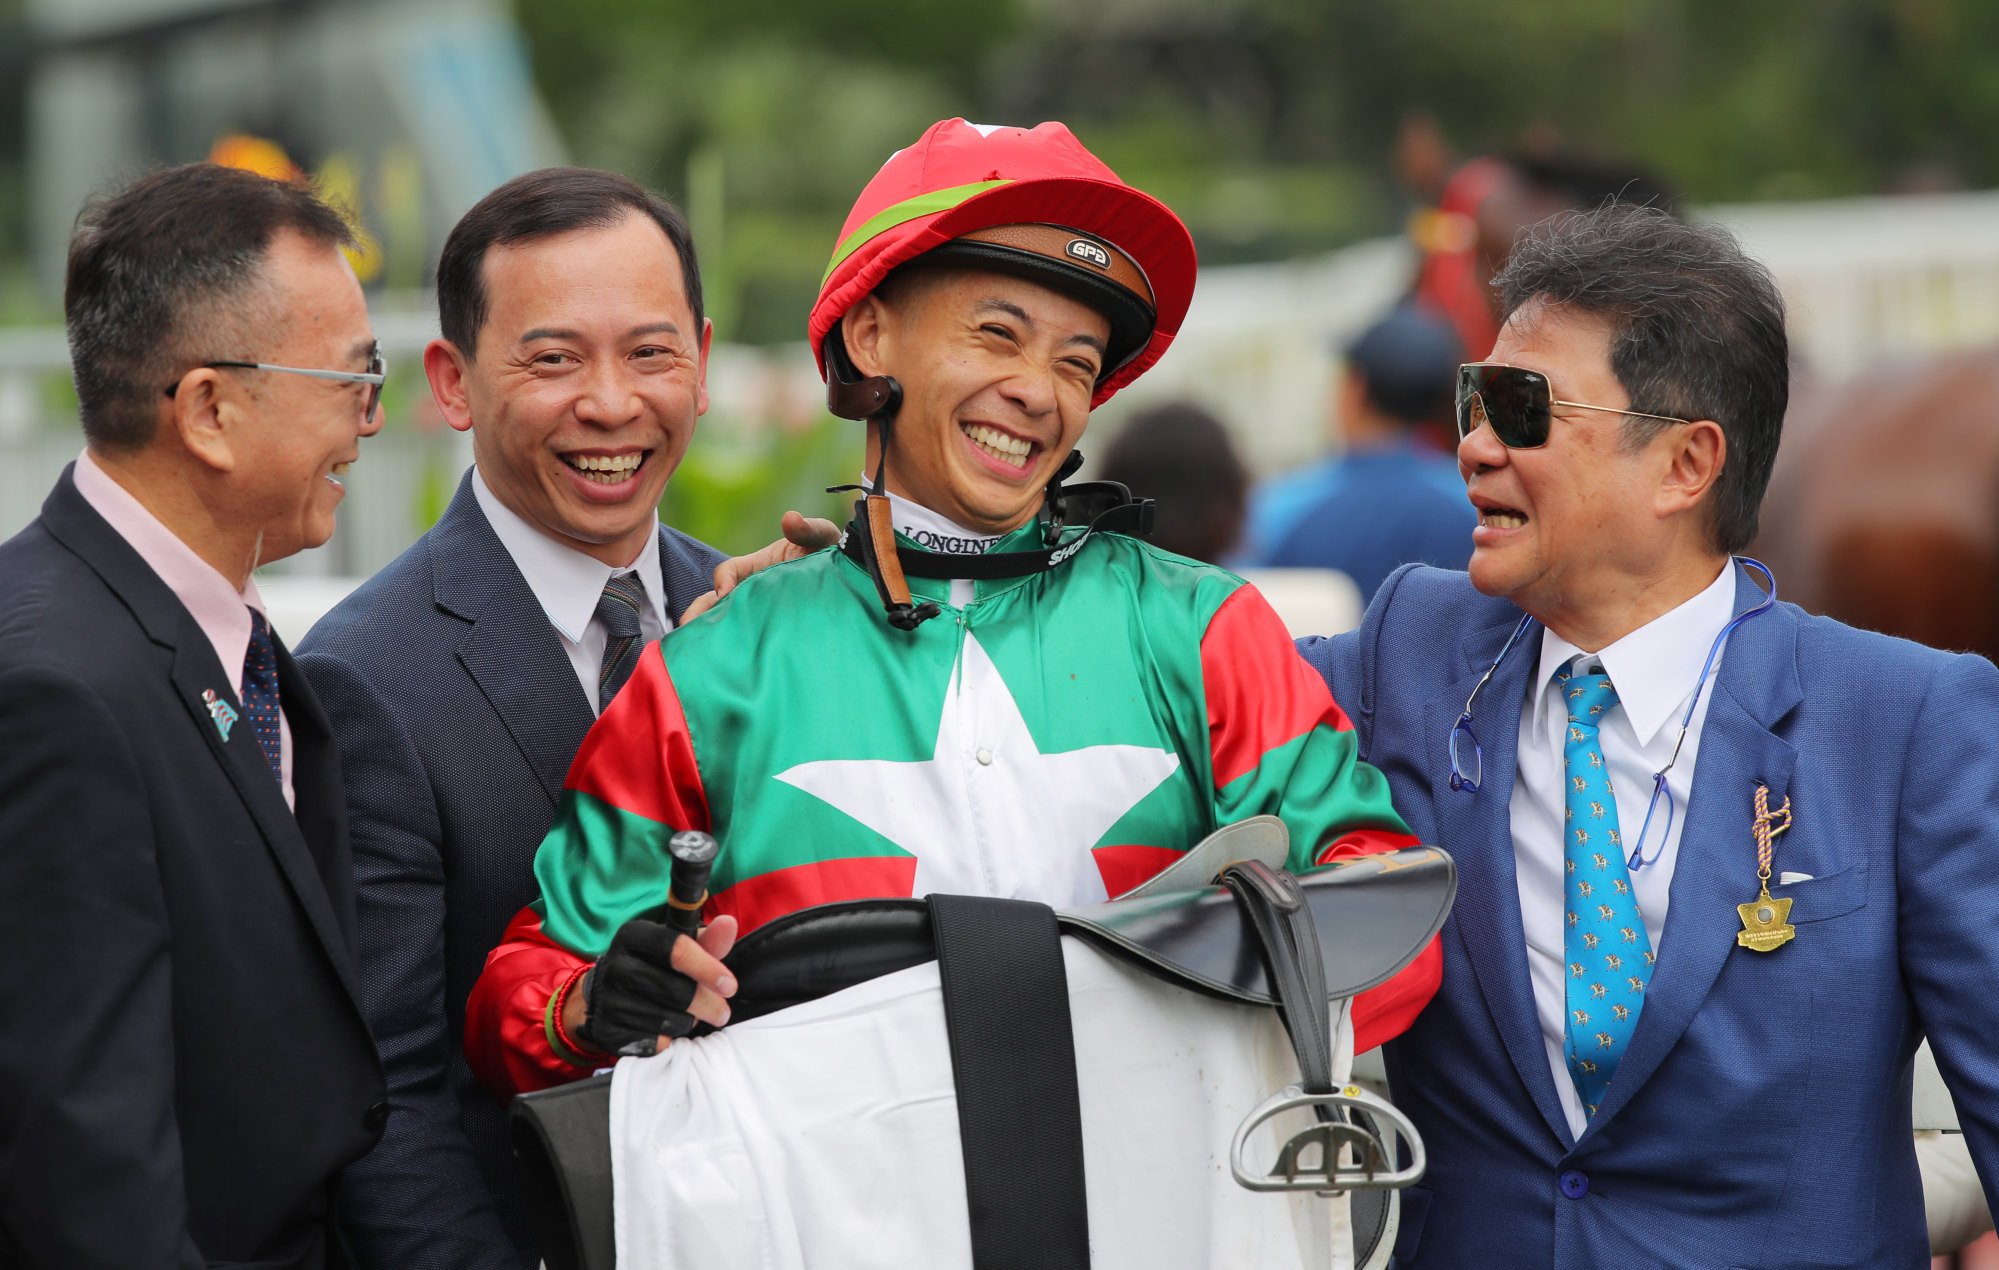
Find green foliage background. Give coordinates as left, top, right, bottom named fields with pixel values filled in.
left=9, top=0, right=1999, bottom=555
left=502, top=0, right=1999, bottom=550
left=517, top=0, right=1999, bottom=347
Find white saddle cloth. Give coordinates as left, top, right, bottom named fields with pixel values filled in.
left=609, top=937, right=1359, bottom=1270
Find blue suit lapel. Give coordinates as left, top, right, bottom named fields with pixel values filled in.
left=1580, top=563, right=1803, bottom=1136
left=656, top=526, right=725, bottom=624
left=1431, top=609, right=1577, bottom=1148
left=429, top=471, right=720, bottom=801
left=429, top=474, right=596, bottom=805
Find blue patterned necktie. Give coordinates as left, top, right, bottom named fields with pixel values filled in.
left=595, top=572, right=649, bottom=712
left=1558, top=663, right=1654, bottom=1121
left=242, top=609, right=284, bottom=784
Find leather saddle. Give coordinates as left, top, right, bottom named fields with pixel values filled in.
left=513, top=832, right=1454, bottom=1270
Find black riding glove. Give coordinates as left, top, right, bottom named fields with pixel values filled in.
left=575, top=916, right=700, bottom=1058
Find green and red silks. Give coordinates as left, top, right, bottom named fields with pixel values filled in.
left=465, top=527, right=1440, bottom=1098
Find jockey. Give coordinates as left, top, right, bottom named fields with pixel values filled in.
left=465, top=118, right=1443, bottom=1096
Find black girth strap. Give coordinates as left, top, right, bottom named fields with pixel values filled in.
left=1222, top=860, right=1334, bottom=1103
left=928, top=893, right=1092, bottom=1269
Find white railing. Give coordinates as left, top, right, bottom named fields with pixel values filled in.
left=9, top=185, right=1999, bottom=581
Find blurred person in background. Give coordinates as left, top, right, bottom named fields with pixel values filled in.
left=1255, top=304, right=1472, bottom=601
left=1096, top=400, right=1249, bottom=564
left=296, top=169, right=724, bottom=1270
left=0, top=164, right=386, bottom=1268
left=1407, top=150, right=1675, bottom=365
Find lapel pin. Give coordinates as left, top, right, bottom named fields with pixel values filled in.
left=201, top=689, right=238, bottom=743
left=1735, top=783, right=1795, bottom=952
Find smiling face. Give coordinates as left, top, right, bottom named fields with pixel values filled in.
left=429, top=212, right=709, bottom=566
left=1459, top=298, right=1704, bottom=640
left=230, top=231, right=382, bottom=565
left=844, top=267, right=1108, bottom=535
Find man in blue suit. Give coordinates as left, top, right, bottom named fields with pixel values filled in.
left=298, top=170, right=724, bottom=1269
left=1301, top=203, right=1999, bottom=1267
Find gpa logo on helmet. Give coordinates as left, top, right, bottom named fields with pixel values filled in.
left=1066, top=238, right=1112, bottom=270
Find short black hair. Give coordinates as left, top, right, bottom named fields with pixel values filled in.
left=1097, top=401, right=1249, bottom=565
left=64, top=163, right=355, bottom=451
left=1494, top=203, right=1788, bottom=554
left=435, top=168, right=703, bottom=355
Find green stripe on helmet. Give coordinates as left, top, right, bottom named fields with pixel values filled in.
left=820, top=179, right=1013, bottom=285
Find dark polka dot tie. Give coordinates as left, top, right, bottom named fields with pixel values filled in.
left=242, top=609, right=283, bottom=784
left=595, top=572, right=649, bottom=713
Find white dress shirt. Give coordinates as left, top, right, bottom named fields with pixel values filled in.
left=471, top=468, right=671, bottom=715
left=1510, top=563, right=1736, bottom=1138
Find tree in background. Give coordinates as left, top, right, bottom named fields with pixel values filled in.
left=516, top=0, right=1999, bottom=349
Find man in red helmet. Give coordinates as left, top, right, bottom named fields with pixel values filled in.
left=463, top=119, right=1440, bottom=1095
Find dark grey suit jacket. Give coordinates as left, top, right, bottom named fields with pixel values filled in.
left=0, top=469, right=385, bottom=1268
left=297, top=472, right=723, bottom=1269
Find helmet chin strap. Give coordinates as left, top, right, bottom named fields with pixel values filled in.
left=825, top=362, right=942, bottom=631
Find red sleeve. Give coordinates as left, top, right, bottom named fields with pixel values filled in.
left=1201, top=584, right=1441, bottom=1051
left=1349, top=937, right=1442, bottom=1054
left=464, top=646, right=712, bottom=1100
left=463, top=906, right=597, bottom=1099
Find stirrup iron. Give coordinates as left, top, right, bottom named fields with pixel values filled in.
left=1230, top=1081, right=1426, bottom=1194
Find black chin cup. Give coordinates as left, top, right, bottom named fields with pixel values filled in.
left=823, top=331, right=902, bottom=425
left=826, top=373, right=901, bottom=424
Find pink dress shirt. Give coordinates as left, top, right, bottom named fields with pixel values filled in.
left=72, top=451, right=295, bottom=808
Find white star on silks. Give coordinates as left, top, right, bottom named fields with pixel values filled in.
left=775, top=633, right=1182, bottom=907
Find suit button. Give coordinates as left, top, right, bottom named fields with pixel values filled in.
left=364, top=1100, right=390, bottom=1133
left=1559, top=1170, right=1589, bottom=1199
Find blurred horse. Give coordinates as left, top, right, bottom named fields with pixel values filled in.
left=1755, top=348, right=1999, bottom=664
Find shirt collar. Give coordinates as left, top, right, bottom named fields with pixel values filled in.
left=882, top=485, right=1005, bottom=555
left=471, top=467, right=667, bottom=642
left=1531, top=563, right=1738, bottom=746
left=73, top=448, right=267, bottom=687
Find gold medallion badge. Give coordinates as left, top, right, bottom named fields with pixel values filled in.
left=1735, top=785, right=1795, bottom=953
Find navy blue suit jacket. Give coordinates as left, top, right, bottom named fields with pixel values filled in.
left=1300, top=562, right=1999, bottom=1269
left=297, top=472, right=723, bottom=1269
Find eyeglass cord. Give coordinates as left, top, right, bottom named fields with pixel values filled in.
left=1447, top=557, right=1779, bottom=873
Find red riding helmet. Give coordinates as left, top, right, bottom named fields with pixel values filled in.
left=809, top=118, right=1198, bottom=409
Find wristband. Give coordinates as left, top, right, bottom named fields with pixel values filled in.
left=545, top=963, right=610, bottom=1069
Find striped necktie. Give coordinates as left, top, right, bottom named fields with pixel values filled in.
left=242, top=608, right=284, bottom=783
left=1558, top=662, right=1654, bottom=1121
left=595, top=572, right=649, bottom=712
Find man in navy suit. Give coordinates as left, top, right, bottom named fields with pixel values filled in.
left=298, top=170, right=724, bottom=1269
left=1300, top=203, right=1999, bottom=1267
left=0, top=164, right=386, bottom=1267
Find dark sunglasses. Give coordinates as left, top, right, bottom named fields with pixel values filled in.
left=1456, top=361, right=1689, bottom=449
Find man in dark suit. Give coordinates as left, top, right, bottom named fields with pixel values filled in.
left=0, top=164, right=387, bottom=1267
left=297, top=169, right=724, bottom=1269
left=1300, top=204, right=1999, bottom=1267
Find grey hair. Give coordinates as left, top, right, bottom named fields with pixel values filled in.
left=1494, top=203, right=1788, bottom=554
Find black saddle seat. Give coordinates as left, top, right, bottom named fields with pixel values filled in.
left=726, top=844, right=1454, bottom=1021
